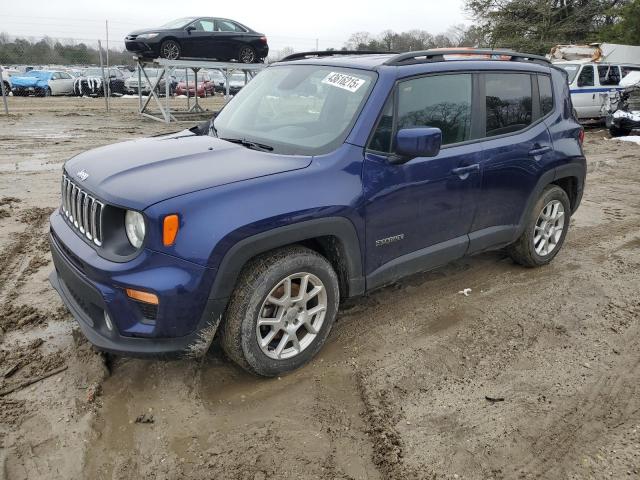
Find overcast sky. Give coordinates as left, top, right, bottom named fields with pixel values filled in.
left=0, top=0, right=470, bottom=53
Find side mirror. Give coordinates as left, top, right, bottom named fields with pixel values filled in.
left=390, top=127, right=442, bottom=164
left=186, top=25, right=196, bottom=33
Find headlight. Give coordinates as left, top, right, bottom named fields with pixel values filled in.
left=137, top=33, right=159, bottom=39
left=125, top=210, right=145, bottom=248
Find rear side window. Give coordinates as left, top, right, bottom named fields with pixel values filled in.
left=485, top=73, right=532, bottom=137
left=397, top=74, right=472, bottom=145
left=538, top=75, right=554, bottom=116
left=577, top=66, right=594, bottom=87
left=598, top=65, right=620, bottom=86
left=216, top=19, right=245, bottom=32
left=622, top=66, right=640, bottom=77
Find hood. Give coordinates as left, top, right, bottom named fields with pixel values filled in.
left=620, top=70, right=640, bottom=88
left=127, top=26, right=181, bottom=36
left=64, top=131, right=311, bottom=211
left=12, top=74, right=49, bottom=87
left=127, top=28, right=158, bottom=36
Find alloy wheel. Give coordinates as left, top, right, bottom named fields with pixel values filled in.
left=162, top=42, right=180, bottom=60
left=256, top=272, right=327, bottom=360
left=239, top=47, right=255, bottom=63
left=533, top=199, right=565, bottom=256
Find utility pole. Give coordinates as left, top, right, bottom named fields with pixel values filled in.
left=105, top=20, right=111, bottom=109
left=315, top=38, right=319, bottom=50
left=0, top=66, right=8, bottom=115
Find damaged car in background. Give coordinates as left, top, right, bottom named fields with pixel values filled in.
left=550, top=43, right=640, bottom=121
left=74, top=68, right=126, bottom=97
left=11, top=70, right=75, bottom=96
left=604, top=70, right=640, bottom=136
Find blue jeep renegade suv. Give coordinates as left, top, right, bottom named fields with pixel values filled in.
left=49, top=49, right=586, bottom=376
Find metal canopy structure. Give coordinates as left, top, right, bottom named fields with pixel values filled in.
left=133, top=56, right=265, bottom=123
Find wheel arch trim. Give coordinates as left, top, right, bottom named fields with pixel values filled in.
left=515, top=160, right=585, bottom=239
left=209, top=217, right=364, bottom=303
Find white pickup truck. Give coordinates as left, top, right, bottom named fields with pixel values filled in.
left=550, top=43, right=640, bottom=120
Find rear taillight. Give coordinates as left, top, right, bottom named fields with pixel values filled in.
left=578, top=129, right=584, bottom=145
left=260, top=36, right=267, bottom=44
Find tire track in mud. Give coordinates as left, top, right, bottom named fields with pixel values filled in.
left=311, top=375, right=357, bottom=480
left=509, top=312, right=640, bottom=478
left=0, top=206, right=57, bottom=331
left=355, top=370, right=425, bottom=480
left=567, top=217, right=639, bottom=251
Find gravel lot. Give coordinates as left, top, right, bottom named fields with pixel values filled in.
left=1, top=97, right=639, bottom=480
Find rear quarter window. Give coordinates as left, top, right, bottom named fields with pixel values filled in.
left=485, top=73, right=533, bottom=137
left=538, top=74, right=554, bottom=116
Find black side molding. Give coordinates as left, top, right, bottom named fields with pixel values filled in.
left=209, top=217, right=364, bottom=302
left=366, top=235, right=468, bottom=291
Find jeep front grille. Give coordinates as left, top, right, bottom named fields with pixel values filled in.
left=61, top=174, right=104, bottom=246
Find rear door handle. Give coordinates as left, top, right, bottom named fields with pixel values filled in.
left=529, top=145, right=552, bottom=157
left=451, top=164, right=480, bottom=179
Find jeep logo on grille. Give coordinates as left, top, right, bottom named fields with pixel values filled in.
left=76, top=170, right=89, bottom=181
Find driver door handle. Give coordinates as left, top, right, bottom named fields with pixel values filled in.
left=451, top=164, right=480, bottom=179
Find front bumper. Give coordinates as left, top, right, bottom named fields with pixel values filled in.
left=48, top=210, right=226, bottom=357
left=125, top=40, right=158, bottom=57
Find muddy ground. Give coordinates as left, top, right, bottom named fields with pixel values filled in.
left=0, top=97, right=639, bottom=480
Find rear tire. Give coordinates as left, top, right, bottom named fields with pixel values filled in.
left=220, top=246, right=340, bottom=377
left=508, top=185, right=571, bottom=267
left=238, top=45, right=256, bottom=64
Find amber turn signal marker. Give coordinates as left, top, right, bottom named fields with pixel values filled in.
left=126, top=288, right=159, bottom=305
left=163, top=214, right=179, bottom=246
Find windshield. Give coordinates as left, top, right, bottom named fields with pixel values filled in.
left=213, top=65, right=376, bottom=155
left=160, top=17, right=196, bottom=29
left=557, top=64, right=580, bottom=83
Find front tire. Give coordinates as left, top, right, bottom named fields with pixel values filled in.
left=220, top=246, right=340, bottom=376
left=160, top=40, right=181, bottom=60
left=508, top=185, right=571, bottom=267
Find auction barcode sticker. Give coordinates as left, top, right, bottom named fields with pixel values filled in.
left=321, top=72, right=366, bottom=93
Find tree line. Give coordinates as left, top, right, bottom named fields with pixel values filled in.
left=0, top=34, right=132, bottom=66
left=2, top=0, right=639, bottom=66
left=344, top=0, right=639, bottom=55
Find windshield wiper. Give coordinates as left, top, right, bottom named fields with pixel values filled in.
left=221, top=137, right=274, bottom=152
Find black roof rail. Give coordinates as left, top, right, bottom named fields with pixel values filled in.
left=280, top=50, right=397, bottom=62
left=383, top=49, right=551, bottom=66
